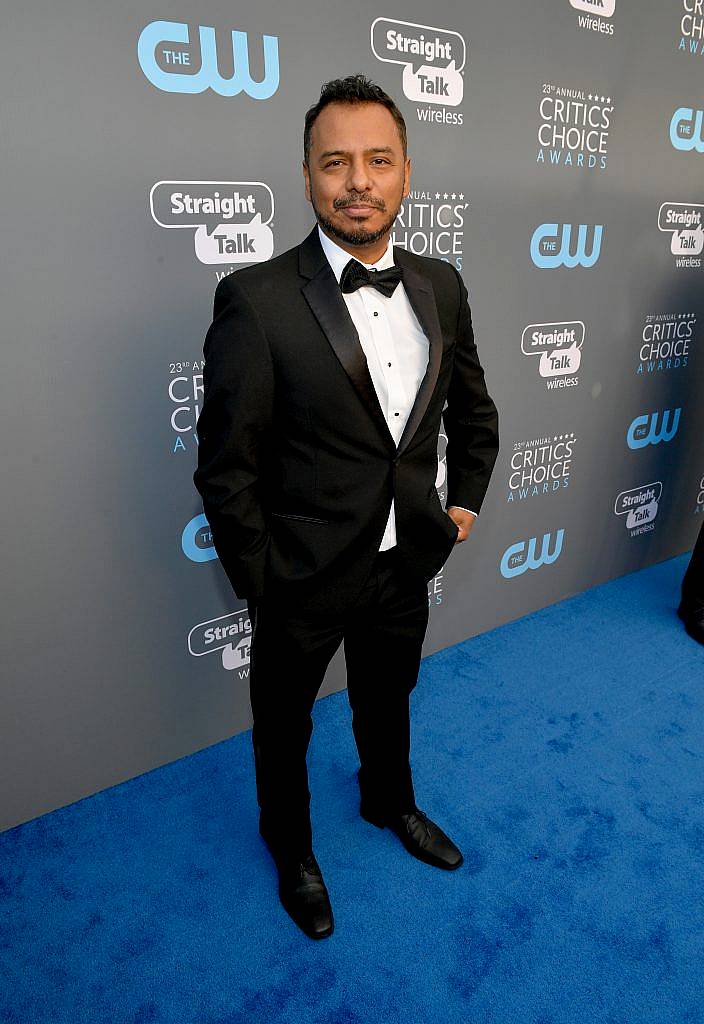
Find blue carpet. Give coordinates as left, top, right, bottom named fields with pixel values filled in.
left=2, top=554, right=703, bottom=1024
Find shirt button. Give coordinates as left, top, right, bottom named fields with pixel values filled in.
left=373, top=311, right=379, bottom=317
left=387, top=362, right=391, bottom=367
left=394, top=412, right=400, bottom=417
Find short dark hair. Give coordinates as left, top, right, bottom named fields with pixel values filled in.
left=303, top=74, right=407, bottom=165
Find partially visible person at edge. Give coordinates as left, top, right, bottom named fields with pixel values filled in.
left=193, top=74, right=500, bottom=940
left=679, top=520, right=704, bottom=644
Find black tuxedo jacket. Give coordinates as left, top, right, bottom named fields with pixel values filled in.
left=193, top=224, right=499, bottom=614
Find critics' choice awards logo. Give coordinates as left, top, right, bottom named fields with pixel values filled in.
left=371, top=18, right=465, bottom=125
left=670, top=107, right=704, bottom=152
left=188, top=611, right=253, bottom=672
left=695, top=474, right=704, bottom=515
left=137, top=20, right=279, bottom=97
left=658, top=203, right=704, bottom=268
left=538, top=84, right=613, bottom=172
left=679, top=1, right=704, bottom=56
left=429, top=434, right=451, bottom=606
left=531, top=223, right=603, bottom=268
left=626, top=408, right=681, bottom=450
left=522, top=320, right=584, bottom=389
left=507, top=434, right=575, bottom=504
left=169, top=360, right=203, bottom=453
left=150, top=181, right=274, bottom=272
left=614, top=482, right=662, bottom=537
left=500, top=530, right=565, bottom=579
left=392, top=186, right=469, bottom=270
left=637, top=313, right=696, bottom=375
left=570, top=0, right=615, bottom=35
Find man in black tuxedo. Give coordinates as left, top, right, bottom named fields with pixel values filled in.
left=193, top=75, right=499, bottom=940
left=679, top=520, right=704, bottom=644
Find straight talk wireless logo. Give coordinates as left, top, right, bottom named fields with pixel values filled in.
left=658, top=202, right=704, bottom=269
left=569, top=0, right=615, bottom=35
left=149, top=180, right=275, bottom=276
left=614, top=482, right=662, bottom=537
left=371, top=18, right=465, bottom=127
left=521, top=320, right=585, bottom=389
left=188, top=610, right=253, bottom=673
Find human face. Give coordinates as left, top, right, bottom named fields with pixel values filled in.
left=302, top=101, right=411, bottom=260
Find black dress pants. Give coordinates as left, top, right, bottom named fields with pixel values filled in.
left=246, top=545, right=430, bottom=860
left=682, top=518, right=704, bottom=610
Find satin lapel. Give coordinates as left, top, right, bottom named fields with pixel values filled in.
left=301, top=261, right=396, bottom=450
left=392, top=248, right=444, bottom=457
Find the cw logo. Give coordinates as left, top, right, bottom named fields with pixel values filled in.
left=530, top=223, right=603, bottom=269
left=626, top=409, right=681, bottom=450
left=670, top=107, right=704, bottom=153
left=137, top=21, right=279, bottom=97
left=500, top=530, right=565, bottom=579
left=182, top=513, right=217, bottom=561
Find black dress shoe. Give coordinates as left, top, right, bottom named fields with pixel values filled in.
left=678, top=600, right=704, bottom=646
left=275, top=852, right=334, bottom=940
left=360, top=803, right=464, bottom=870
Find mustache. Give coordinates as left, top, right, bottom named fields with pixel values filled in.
left=334, top=196, right=386, bottom=210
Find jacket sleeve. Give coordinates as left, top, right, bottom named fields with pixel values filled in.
left=193, top=274, right=274, bottom=602
left=442, top=265, right=500, bottom=514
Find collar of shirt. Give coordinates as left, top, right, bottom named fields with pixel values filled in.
left=317, top=223, right=396, bottom=284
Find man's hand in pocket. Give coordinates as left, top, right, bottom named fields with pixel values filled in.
left=446, top=507, right=476, bottom=544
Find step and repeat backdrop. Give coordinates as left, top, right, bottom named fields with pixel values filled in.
left=2, top=1, right=703, bottom=829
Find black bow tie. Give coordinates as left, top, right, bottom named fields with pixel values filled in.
left=339, top=258, right=404, bottom=298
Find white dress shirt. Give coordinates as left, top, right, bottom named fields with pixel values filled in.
left=317, top=225, right=476, bottom=551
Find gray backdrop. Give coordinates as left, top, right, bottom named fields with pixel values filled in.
left=2, top=1, right=702, bottom=831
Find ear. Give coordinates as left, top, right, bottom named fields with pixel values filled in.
left=302, top=160, right=312, bottom=202
left=402, top=156, right=411, bottom=199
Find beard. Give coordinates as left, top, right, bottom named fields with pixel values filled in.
left=310, top=183, right=404, bottom=247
